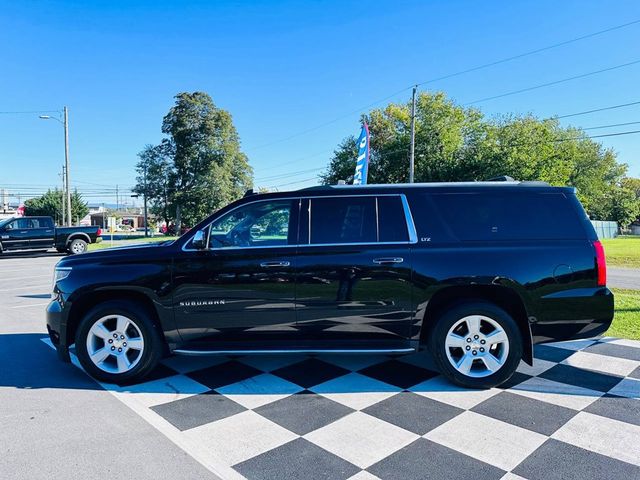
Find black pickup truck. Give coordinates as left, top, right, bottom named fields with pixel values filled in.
left=0, top=216, right=101, bottom=254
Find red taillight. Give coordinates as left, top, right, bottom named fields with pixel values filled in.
left=593, top=240, right=607, bottom=286
left=96, top=228, right=102, bottom=237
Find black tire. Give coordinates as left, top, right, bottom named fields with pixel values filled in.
left=428, top=301, right=522, bottom=389
left=75, top=300, right=163, bottom=384
left=56, top=247, right=66, bottom=253
left=68, top=238, right=88, bottom=255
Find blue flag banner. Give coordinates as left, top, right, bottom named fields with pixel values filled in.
left=353, top=122, right=370, bottom=185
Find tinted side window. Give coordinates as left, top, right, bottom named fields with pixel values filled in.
left=310, top=197, right=376, bottom=244
left=39, top=217, right=54, bottom=228
left=16, top=218, right=31, bottom=229
left=430, top=192, right=585, bottom=241
left=208, top=200, right=295, bottom=248
left=377, top=196, right=409, bottom=242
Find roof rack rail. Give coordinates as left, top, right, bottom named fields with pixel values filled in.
left=486, top=175, right=515, bottom=182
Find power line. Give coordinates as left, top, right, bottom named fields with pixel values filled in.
left=0, top=110, right=60, bottom=115
left=254, top=167, right=326, bottom=182
left=245, top=19, right=640, bottom=152
left=416, top=19, right=640, bottom=87
left=266, top=176, right=320, bottom=189
left=556, top=100, right=640, bottom=119
left=246, top=86, right=412, bottom=152
left=465, top=59, right=640, bottom=105
left=254, top=150, right=334, bottom=172
left=581, top=120, right=640, bottom=131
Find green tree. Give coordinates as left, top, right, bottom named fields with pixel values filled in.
left=133, top=141, right=174, bottom=227
left=321, top=91, right=636, bottom=224
left=23, top=189, right=88, bottom=224
left=135, top=92, right=253, bottom=230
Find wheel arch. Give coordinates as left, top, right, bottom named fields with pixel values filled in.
left=66, top=289, right=168, bottom=354
left=419, top=284, right=533, bottom=365
left=66, top=233, right=91, bottom=246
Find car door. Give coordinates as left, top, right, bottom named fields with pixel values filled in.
left=29, top=217, right=55, bottom=249
left=173, top=198, right=301, bottom=349
left=295, top=194, right=414, bottom=349
left=1, top=218, right=31, bottom=250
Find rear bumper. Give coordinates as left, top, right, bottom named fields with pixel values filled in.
left=46, top=297, right=71, bottom=362
left=532, top=287, right=614, bottom=344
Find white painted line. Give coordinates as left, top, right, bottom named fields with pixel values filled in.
left=10, top=302, right=50, bottom=309
left=40, top=338, right=239, bottom=480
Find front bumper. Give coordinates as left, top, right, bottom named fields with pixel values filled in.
left=46, top=297, right=71, bottom=362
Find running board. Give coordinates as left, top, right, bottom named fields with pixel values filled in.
left=173, top=347, right=416, bottom=356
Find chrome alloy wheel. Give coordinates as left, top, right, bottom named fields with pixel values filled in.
left=444, top=315, right=509, bottom=378
left=71, top=241, right=86, bottom=254
left=86, top=314, right=144, bottom=374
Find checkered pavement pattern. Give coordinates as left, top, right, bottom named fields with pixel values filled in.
left=65, top=337, right=640, bottom=479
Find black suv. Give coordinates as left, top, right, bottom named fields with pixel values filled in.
left=46, top=182, right=613, bottom=388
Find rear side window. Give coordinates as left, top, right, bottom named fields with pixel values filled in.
left=30, top=218, right=53, bottom=228
left=377, top=196, right=409, bottom=242
left=310, top=197, right=377, bottom=244
left=428, top=192, right=585, bottom=241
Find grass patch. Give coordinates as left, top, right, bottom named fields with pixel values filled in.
left=601, top=236, right=640, bottom=268
left=606, top=288, right=640, bottom=340
left=88, top=236, right=177, bottom=251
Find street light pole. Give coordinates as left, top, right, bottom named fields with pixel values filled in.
left=63, top=107, right=71, bottom=226
left=40, top=107, right=72, bottom=226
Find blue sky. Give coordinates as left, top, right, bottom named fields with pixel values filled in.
left=1, top=0, right=640, bottom=205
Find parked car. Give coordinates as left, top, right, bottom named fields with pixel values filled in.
left=47, top=181, right=613, bottom=387
left=0, top=216, right=101, bottom=255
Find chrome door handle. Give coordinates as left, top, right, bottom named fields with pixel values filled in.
left=260, top=261, right=290, bottom=268
left=373, top=257, right=404, bottom=264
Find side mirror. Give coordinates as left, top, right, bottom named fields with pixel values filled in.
left=191, top=229, right=207, bottom=250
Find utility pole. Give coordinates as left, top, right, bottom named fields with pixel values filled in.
left=409, top=85, right=417, bottom=184
left=63, top=107, right=71, bottom=226
left=61, top=165, right=66, bottom=226
left=143, top=164, right=149, bottom=237
left=116, top=185, right=119, bottom=211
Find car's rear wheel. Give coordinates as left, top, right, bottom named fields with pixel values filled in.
left=75, top=300, right=163, bottom=384
left=429, top=301, right=522, bottom=389
left=68, top=238, right=88, bottom=254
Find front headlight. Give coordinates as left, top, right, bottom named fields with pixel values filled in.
left=52, top=267, right=72, bottom=293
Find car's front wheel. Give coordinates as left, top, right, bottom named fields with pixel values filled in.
left=429, top=301, right=522, bottom=389
left=75, top=300, right=163, bottom=384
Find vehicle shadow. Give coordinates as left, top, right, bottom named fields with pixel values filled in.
left=1, top=333, right=628, bottom=406
left=0, top=250, right=65, bottom=260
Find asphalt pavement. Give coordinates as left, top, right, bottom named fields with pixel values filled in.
left=609, top=266, right=640, bottom=290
